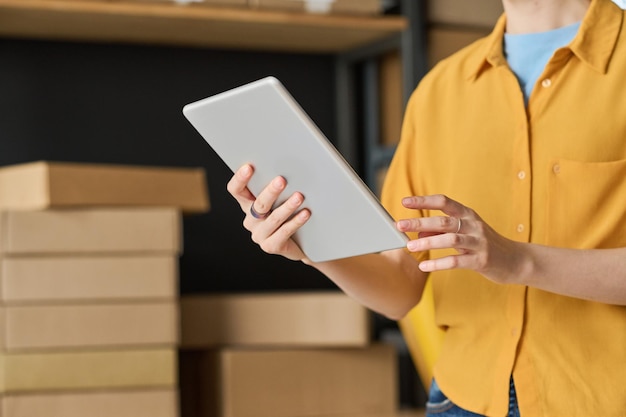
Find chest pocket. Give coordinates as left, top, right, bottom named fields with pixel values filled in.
left=546, top=158, right=626, bottom=248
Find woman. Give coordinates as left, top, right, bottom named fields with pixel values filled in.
left=227, top=0, right=626, bottom=415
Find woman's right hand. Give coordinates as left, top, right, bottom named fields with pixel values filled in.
left=226, top=164, right=311, bottom=261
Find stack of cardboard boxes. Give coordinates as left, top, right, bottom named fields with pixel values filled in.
left=0, top=160, right=425, bottom=415
left=0, top=160, right=209, bottom=417
left=179, top=291, right=407, bottom=417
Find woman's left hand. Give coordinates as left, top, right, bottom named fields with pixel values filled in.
left=397, top=194, right=527, bottom=285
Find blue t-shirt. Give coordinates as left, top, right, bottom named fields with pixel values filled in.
left=504, top=22, right=580, bottom=104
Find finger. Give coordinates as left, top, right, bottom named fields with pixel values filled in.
left=227, top=164, right=256, bottom=209
left=418, top=254, right=474, bottom=272
left=258, top=208, right=311, bottom=256
left=245, top=191, right=305, bottom=238
left=401, top=194, right=470, bottom=219
left=249, top=175, right=287, bottom=220
left=406, top=232, right=476, bottom=253
left=397, top=216, right=465, bottom=235
left=246, top=192, right=310, bottom=259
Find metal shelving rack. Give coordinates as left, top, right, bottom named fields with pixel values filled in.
left=0, top=0, right=424, bottom=191
left=334, top=2, right=430, bottom=406
left=335, top=0, right=428, bottom=190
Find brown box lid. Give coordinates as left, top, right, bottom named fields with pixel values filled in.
left=0, top=255, right=178, bottom=304
left=0, top=302, right=179, bottom=351
left=0, top=348, right=176, bottom=393
left=180, top=343, right=397, bottom=417
left=0, top=208, right=181, bottom=255
left=0, top=160, right=209, bottom=213
left=180, top=291, right=371, bottom=348
left=0, top=389, right=179, bottom=417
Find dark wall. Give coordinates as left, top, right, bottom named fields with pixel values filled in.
left=0, top=37, right=427, bottom=407
left=0, top=38, right=340, bottom=294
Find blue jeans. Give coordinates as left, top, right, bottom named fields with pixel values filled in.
left=426, top=377, right=520, bottom=417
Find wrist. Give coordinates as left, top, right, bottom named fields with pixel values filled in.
left=513, top=242, right=539, bottom=287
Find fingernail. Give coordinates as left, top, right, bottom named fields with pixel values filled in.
left=272, top=177, right=285, bottom=190
left=290, top=194, right=303, bottom=207
left=397, top=220, right=409, bottom=230
left=419, top=261, right=432, bottom=272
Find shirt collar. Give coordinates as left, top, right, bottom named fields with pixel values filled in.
left=465, top=0, right=623, bottom=81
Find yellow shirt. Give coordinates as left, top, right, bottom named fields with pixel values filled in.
left=381, top=0, right=626, bottom=416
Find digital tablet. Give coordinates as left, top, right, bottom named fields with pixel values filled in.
left=182, top=76, right=408, bottom=262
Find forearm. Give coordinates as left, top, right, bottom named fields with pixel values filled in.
left=518, top=244, right=626, bottom=305
left=399, top=195, right=626, bottom=306
left=304, top=249, right=427, bottom=320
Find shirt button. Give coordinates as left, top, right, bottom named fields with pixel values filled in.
left=517, top=171, right=526, bottom=180
left=542, top=78, right=552, bottom=88
left=517, top=224, right=525, bottom=233
left=553, top=164, right=561, bottom=174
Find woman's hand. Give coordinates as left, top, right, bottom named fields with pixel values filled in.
left=397, top=194, right=528, bottom=285
left=226, top=164, right=311, bottom=261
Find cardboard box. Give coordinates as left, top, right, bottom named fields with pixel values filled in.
left=249, top=0, right=382, bottom=15
left=428, top=27, right=490, bottom=67
left=0, top=302, right=178, bottom=351
left=0, top=388, right=179, bottom=417
left=427, top=0, right=503, bottom=28
left=0, top=255, right=177, bottom=304
left=180, top=292, right=371, bottom=348
left=0, top=348, right=176, bottom=393
left=0, top=208, right=181, bottom=255
left=180, top=344, right=397, bottom=417
left=0, top=161, right=209, bottom=213
left=131, top=0, right=247, bottom=6
left=358, top=412, right=425, bottom=417
left=301, top=412, right=425, bottom=417
left=53, top=0, right=244, bottom=4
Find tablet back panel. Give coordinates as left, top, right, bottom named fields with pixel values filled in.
left=183, top=77, right=408, bottom=262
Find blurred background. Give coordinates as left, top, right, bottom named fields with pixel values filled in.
left=0, top=0, right=504, bottom=415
